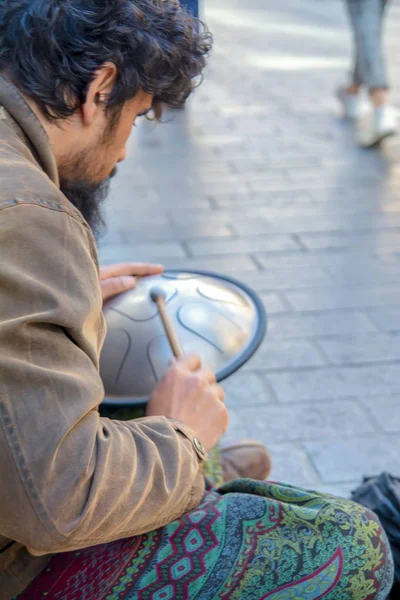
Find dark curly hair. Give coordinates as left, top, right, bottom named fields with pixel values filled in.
left=0, top=0, right=212, bottom=120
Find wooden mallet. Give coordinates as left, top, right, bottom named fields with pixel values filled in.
left=150, top=287, right=184, bottom=358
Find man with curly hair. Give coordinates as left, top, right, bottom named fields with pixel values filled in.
left=0, top=1, right=394, bottom=598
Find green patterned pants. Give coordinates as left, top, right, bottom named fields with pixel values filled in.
left=19, top=476, right=394, bottom=599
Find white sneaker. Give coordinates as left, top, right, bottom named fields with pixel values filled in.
left=337, top=85, right=363, bottom=120
left=358, top=105, right=397, bottom=148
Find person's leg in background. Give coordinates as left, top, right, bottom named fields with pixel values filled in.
left=338, top=0, right=396, bottom=146
left=180, top=0, right=199, bottom=19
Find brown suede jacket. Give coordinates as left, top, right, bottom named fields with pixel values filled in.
left=0, top=75, right=206, bottom=599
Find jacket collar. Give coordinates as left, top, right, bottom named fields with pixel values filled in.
left=0, top=74, right=59, bottom=188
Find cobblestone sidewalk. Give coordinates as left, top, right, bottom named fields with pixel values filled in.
left=99, top=0, right=400, bottom=496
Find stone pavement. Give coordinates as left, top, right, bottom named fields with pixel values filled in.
left=99, top=0, right=400, bottom=497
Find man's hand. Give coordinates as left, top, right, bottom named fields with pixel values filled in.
left=146, top=354, right=228, bottom=452
left=100, top=262, right=164, bottom=302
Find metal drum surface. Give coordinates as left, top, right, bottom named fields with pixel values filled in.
left=101, top=270, right=267, bottom=406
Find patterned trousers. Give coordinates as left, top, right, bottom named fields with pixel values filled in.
left=345, top=0, right=390, bottom=89
left=17, top=479, right=394, bottom=600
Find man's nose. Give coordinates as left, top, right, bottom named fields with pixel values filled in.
left=118, top=147, right=127, bottom=163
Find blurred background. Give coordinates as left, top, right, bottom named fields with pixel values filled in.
left=99, top=0, right=400, bottom=497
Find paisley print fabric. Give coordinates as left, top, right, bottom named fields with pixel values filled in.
left=17, top=479, right=393, bottom=600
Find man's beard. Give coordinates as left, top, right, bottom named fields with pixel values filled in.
left=59, top=166, right=117, bottom=241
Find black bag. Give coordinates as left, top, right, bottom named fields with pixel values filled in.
left=352, top=472, right=400, bottom=597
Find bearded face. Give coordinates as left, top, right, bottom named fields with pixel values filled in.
left=59, top=164, right=117, bottom=240
left=58, top=90, right=152, bottom=239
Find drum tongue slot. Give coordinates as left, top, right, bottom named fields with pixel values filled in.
left=150, top=287, right=184, bottom=358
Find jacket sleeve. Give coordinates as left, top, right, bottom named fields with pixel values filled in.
left=0, top=202, right=206, bottom=556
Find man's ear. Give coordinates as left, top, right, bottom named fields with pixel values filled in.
left=81, top=62, right=117, bottom=126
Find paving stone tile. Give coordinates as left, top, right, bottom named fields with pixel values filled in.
left=232, top=214, right=400, bottom=236
left=103, top=204, right=170, bottom=227
left=165, top=204, right=356, bottom=227
left=108, top=184, right=160, bottom=204
left=305, top=435, right=400, bottom=483
left=259, top=148, right=322, bottom=160
left=98, top=230, right=124, bottom=247
left=227, top=400, right=374, bottom=444
left=222, top=373, right=275, bottom=408
left=298, top=230, right=400, bottom=252
left=250, top=267, right=332, bottom=290
left=219, top=105, right=279, bottom=118
left=268, top=311, right=377, bottom=338
left=232, top=270, right=300, bottom=294
left=266, top=365, right=400, bottom=403
left=169, top=211, right=234, bottom=227
left=286, top=284, right=400, bottom=312
left=232, top=156, right=322, bottom=171
left=317, top=333, right=400, bottom=365
left=229, top=158, right=271, bottom=172
left=249, top=180, right=306, bottom=193
left=187, top=164, right=235, bottom=178
left=257, top=250, right=399, bottom=271
left=246, top=190, right=317, bottom=204
left=98, top=242, right=186, bottom=264
left=360, top=396, right=400, bottom=433
left=158, top=181, right=250, bottom=197
left=287, top=168, right=380, bottom=184
left=241, top=171, right=291, bottom=183
left=245, top=143, right=305, bottom=156
left=187, top=236, right=301, bottom=256
left=119, top=224, right=233, bottom=243
left=307, top=187, right=380, bottom=204
left=325, top=262, right=400, bottom=286
left=244, top=338, right=326, bottom=371
left=266, top=200, right=400, bottom=218
left=366, top=307, right=400, bottom=331
left=110, top=165, right=152, bottom=186
left=192, top=134, right=246, bottom=148
left=218, top=265, right=334, bottom=293
left=104, top=213, right=171, bottom=229
left=214, top=193, right=313, bottom=209
left=229, top=219, right=293, bottom=236
left=232, top=123, right=282, bottom=137
left=264, top=443, right=322, bottom=488
left=314, top=482, right=360, bottom=499
left=187, top=172, right=245, bottom=185
left=162, top=255, right=259, bottom=273
left=156, top=195, right=214, bottom=209
left=259, top=292, right=291, bottom=314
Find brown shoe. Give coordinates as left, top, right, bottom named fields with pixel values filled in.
left=220, top=440, right=272, bottom=483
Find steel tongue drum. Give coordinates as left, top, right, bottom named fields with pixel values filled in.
left=100, top=270, right=267, bottom=407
